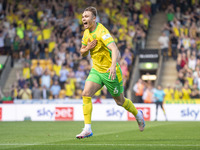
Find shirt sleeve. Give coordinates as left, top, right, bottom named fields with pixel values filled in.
left=81, top=31, right=87, bottom=46
left=100, top=28, right=115, bottom=47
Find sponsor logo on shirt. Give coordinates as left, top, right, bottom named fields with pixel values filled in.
left=102, top=33, right=111, bottom=40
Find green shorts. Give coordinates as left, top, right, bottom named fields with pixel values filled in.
left=86, top=64, right=124, bottom=97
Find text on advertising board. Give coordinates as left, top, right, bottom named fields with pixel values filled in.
left=181, top=108, right=200, bottom=120
left=128, top=107, right=150, bottom=121
left=37, top=108, right=54, bottom=118
left=0, top=107, right=2, bottom=120
left=55, top=107, right=74, bottom=121
left=106, top=108, right=124, bottom=119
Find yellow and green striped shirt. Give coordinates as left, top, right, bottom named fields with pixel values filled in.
left=82, top=22, right=115, bottom=73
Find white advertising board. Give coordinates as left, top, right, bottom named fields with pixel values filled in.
left=0, top=104, right=199, bottom=121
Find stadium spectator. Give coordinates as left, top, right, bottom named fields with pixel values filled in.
left=29, top=37, right=38, bottom=59
left=22, top=62, right=31, bottom=84
left=18, top=84, right=32, bottom=100
left=0, top=87, right=12, bottom=101
left=158, top=32, right=169, bottom=61
left=182, top=84, right=191, bottom=100
left=151, top=0, right=157, bottom=15
left=64, top=79, right=74, bottom=98
left=188, top=54, right=196, bottom=71
left=41, top=70, right=51, bottom=89
left=190, top=84, right=199, bottom=99
left=38, top=40, right=48, bottom=59
left=180, top=53, right=188, bottom=69
left=142, top=84, right=154, bottom=103
left=170, top=32, right=178, bottom=60
left=135, top=26, right=146, bottom=52
left=122, top=48, right=133, bottom=67
left=174, top=87, right=182, bottom=100
left=50, top=80, right=61, bottom=99
left=33, top=62, right=43, bottom=85
left=120, top=59, right=129, bottom=87
left=11, top=82, right=19, bottom=99
left=17, top=71, right=26, bottom=89
left=4, top=34, right=12, bottom=55
left=7, top=24, right=15, bottom=43
left=32, top=81, right=41, bottom=99
left=164, top=85, right=174, bottom=100
left=133, top=79, right=145, bottom=103
left=41, top=85, right=50, bottom=99
left=0, top=28, right=6, bottom=55
left=174, top=79, right=183, bottom=90
left=59, top=65, right=69, bottom=89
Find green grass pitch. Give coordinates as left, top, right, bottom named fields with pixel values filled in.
left=0, top=121, right=200, bottom=150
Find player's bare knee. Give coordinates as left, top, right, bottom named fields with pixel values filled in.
left=113, top=96, right=125, bottom=106
left=82, top=90, right=91, bottom=97
left=115, top=99, right=123, bottom=106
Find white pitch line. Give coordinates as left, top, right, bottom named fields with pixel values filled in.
left=0, top=144, right=200, bottom=147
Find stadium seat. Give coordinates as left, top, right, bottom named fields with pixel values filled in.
left=40, top=64, right=46, bottom=70
left=31, top=65, right=37, bottom=74
left=59, top=90, right=66, bottom=99
left=39, top=60, right=46, bottom=65
left=46, top=59, right=52, bottom=65
left=47, top=64, right=53, bottom=71
left=31, top=59, right=38, bottom=66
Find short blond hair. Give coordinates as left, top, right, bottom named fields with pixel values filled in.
left=84, top=6, right=97, bottom=17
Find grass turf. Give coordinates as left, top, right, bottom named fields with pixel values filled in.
left=0, top=121, right=199, bottom=150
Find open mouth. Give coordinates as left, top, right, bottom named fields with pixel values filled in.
left=83, top=22, right=88, bottom=26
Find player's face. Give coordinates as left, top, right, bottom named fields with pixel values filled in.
left=82, top=11, right=95, bottom=29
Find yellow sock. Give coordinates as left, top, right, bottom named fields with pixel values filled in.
left=82, top=96, right=92, bottom=124
left=122, top=97, right=138, bottom=116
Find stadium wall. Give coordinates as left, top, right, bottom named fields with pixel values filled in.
left=0, top=104, right=199, bottom=121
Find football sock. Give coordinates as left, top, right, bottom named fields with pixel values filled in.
left=122, top=98, right=138, bottom=117
left=82, top=96, right=92, bottom=125
left=84, top=124, right=92, bottom=131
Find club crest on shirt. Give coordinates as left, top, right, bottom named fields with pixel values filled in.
left=92, top=34, right=96, bottom=39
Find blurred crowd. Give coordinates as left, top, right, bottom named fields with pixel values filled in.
left=133, top=78, right=166, bottom=103
left=135, top=0, right=200, bottom=102
left=133, top=77, right=198, bottom=104
left=157, top=0, right=200, bottom=100
left=0, top=0, right=155, bottom=101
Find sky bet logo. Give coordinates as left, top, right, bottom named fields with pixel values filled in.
left=106, top=108, right=124, bottom=119
left=55, top=107, right=74, bottom=121
left=128, top=107, right=150, bottom=121
left=37, top=107, right=74, bottom=121
left=0, top=107, right=2, bottom=120
left=181, top=108, right=200, bottom=120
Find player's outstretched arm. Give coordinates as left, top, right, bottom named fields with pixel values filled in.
left=80, top=39, right=97, bottom=56
left=106, top=42, right=120, bottom=80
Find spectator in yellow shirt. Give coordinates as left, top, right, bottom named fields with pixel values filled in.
left=18, top=84, right=32, bottom=100
left=65, top=79, right=74, bottom=98
left=174, top=88, right=182, bottom=100
left=23, top=62, right=31, bottom=82
left=190, top=84, right=200, bottom=99
left=181, top=84, right=191, bottom=100
left=164, top=85, right=174, bottom=100
left=185, top=72, right=193, bottom=87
